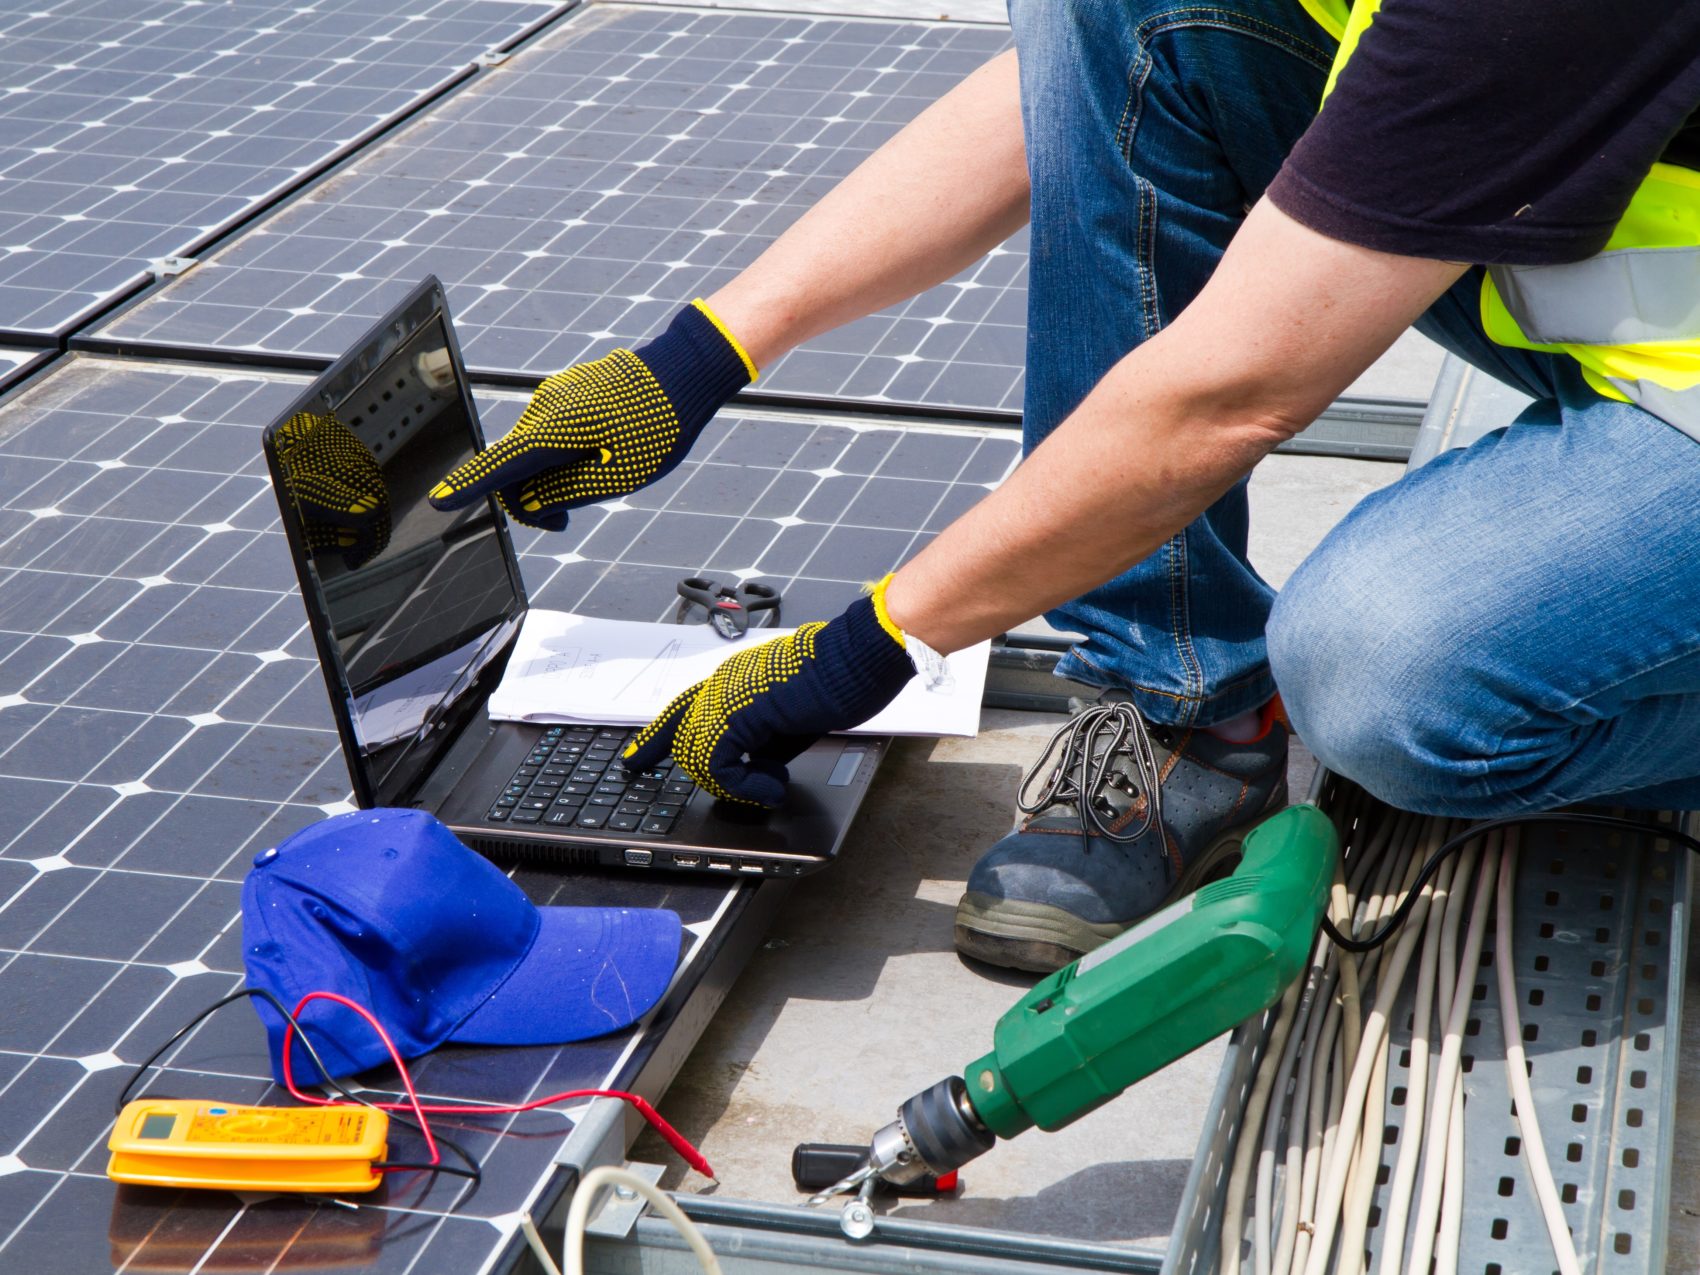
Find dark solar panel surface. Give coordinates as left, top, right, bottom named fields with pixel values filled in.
left=0, top=0, right=563, bottom=339
left=1, top=6, right=1031, bottom=1267
left=91, top=5, right=1029, bottom=415
left=0, top=352, right=1015, bottom=1268
left=490, top=397, right=1022, bottom=626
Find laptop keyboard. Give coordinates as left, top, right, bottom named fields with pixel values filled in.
left=484, top=726, right=696, bottom=836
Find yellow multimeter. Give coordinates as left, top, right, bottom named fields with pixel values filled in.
left=107, top=1100, right=388, bottom=1194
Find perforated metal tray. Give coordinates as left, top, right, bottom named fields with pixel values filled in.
left=1163, top=779, right=1691, bottom=1274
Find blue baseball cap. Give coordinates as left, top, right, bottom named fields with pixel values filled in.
left=241, top=808, right=682, bottom=1082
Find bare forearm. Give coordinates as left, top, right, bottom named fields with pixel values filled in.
left=882, top=201, right=1467, bottom=653
left=886, top=343, right=1291, bottom=651
left=707, top=48, right=1027, bottom=368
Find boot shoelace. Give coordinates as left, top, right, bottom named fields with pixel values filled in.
left=1017, top=701, right=1165, bottom=846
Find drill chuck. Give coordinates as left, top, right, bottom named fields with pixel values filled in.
left=884, top=1077, right=994, bottom=1181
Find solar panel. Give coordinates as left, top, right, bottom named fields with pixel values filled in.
left=88, top=5, right=1028, bottom=415
left=0, top=351, right=1017, bottom=1267
left=0, top=0, right=565, bottom=339
left=494, top=398, right=1022, bottom=626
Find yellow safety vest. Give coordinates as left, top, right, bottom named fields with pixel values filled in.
left=1297, top=0, right=1700, bottom=436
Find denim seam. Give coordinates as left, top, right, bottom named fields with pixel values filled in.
left=1139, top=172, right=1162, bottom=337
left=1114, top=52, right=1163, bottom=338
left=1114, top=9, right=1333, bottom=199
left=1104, top=5, right=1328, bottom=725
left=1137, top=9, right=1334, bottom=70
left=1166, top=533, right=1204, bottom=716
left=1067, top=644, right=1275, bottom=708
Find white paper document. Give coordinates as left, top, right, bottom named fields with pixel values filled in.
left=487, top=610, right=989, bottom=737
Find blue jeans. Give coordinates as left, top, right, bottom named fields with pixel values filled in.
left=1012, top=0, right=1700, bottom=814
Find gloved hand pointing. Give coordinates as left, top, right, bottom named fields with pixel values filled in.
left=625, top=578, right=918, bottom=807
left=428, top=299, right=756, bottom=530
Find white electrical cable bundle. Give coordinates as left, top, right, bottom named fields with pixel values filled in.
left=1495, top=833, right=1583, bottom=1275
left=1219, top=795, right=1581, bottom=1275
left=534, top=806, right=1582, bottom=1275
left=1298, top=828, right=1453, bottom=1275
left=1223, top=794, right=1418, bottom=1275
left=1224, top=799, right=1591, bottom=1275
left=1371, top=842, right=1456, bottom=1275
left=545, top=1164, right=722, bottom=1275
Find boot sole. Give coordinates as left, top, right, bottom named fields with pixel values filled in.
left=953, top=785, right=1289, bottom=975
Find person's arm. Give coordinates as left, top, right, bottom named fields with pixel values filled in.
left=707, top=48, right=1027, bottom=367
left=625, top=200, right=1468, bottom=807
left=881, top=198, right=1468, bottom=650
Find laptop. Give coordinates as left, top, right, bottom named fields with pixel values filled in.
left=262, top=276, right=888, bottom=878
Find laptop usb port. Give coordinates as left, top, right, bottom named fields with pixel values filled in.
left=623, top=849, right=653, bottom=867
left=671, top=853, right=702, bottom=869
left=738, top=863, right=765, bottom=875
left=706, top=858, right=734, bottom=872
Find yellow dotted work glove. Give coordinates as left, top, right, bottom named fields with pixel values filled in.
left=428, top=299, right=756, bottom=531
left=625, top=583, right=916, bottom=808
left=273, top=410, right=391, bottom=570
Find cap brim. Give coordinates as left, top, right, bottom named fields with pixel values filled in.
left=448, top=906, right=682, bottom=1046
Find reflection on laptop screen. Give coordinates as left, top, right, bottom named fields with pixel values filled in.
left=271, top=312, right=521, bottom=804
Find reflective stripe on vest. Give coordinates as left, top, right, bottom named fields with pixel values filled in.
left=1607, top=379, right=1700, bottom=433
left=1490, top=247, right=1700, bottom=346
left=1302, top=0, right=1700, bottom=439
left=1296, top=0, right=1348, bottom=41
left=1481, top=159, right=1700, bottom=438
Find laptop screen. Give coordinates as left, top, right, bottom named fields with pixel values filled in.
left=268, top=293, right=523, bottom=806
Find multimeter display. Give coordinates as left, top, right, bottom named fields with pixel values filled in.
left=138, top=1114, right=176, bottom=1140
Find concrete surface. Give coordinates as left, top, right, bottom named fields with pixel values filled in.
left=636, top=709, right=1225, bottom=1250
left=634, top=453, right=1390, bottom=1245
left=1248, top=452, right=1402, bottom=587
left=1346, top=328, right=1447, bottom=402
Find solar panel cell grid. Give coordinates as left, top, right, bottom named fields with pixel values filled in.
left=484, top=397, right=1022, bottom=624
left=0, top=352, right=1018, bottom=1266
left=92, top=5, right=1030, bottom=414
left=0, top=0, right=563, bottom=338
left=0, top=5, right=1043, bottom=1264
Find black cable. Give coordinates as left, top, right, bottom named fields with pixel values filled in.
left=115, top=986, right=483, bottom=1188
left=116, top=988, right=322, bottom=1113
left=1318, top=811, right=1700, bottom=954
left=374, top=1160, right=482, bottom=1179
left=374, top=1133, right=484, bottom=1186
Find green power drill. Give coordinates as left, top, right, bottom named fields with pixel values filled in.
left=811, top=803, right=1337, bottom=1222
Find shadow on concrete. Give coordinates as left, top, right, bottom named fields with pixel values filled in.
left=956, top=950, right=1046, bottom=989
left=721, top=733, right=1033, bottom=996
left=634, top=721, right=1037, bottom=1185
left=633, top=711, right=1304, bottom=1237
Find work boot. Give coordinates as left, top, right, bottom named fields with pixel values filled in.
left=954, top=696, right=1289, bottom=973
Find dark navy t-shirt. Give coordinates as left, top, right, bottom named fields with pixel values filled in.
left=1266, top=1, right=1700, bottom=266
